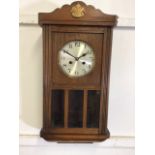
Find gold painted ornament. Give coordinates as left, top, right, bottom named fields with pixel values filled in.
left=71, top=3, right=85, bottom=18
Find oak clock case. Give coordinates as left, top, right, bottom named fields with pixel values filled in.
left=39, top=1, right=117, bottom=142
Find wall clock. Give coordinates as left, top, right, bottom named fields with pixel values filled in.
left=39, top=1, right=117, bottom=142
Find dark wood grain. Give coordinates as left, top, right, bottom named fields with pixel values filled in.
left=51, top=30, right=103, bottom=88
left=39, top=1, right=117, bottom=142
left=39, top=1, right=117, bottom=26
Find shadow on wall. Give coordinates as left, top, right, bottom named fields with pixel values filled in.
left=20, top=1, right=59, bottom=129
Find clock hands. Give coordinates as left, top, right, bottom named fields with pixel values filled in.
left=60, top=42, right=94, bottom=78
left=63, top=50, right=89, bottom=62
left=63, top=50, right=78, bottom=60
left=77, top=53, right=88, bottom=60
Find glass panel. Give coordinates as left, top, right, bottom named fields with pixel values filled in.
left=68, top=90, right=83, bottom=128
left=51, top=90, right=64, bottom=128
left=87, top=90, right=100, bottom=128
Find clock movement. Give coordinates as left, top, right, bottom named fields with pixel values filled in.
left=39, top=1, right=117, bottom=142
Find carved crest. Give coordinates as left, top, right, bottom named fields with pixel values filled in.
left=71, top=3, right=85, bottom=18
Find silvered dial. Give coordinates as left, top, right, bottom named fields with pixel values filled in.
left=58, top=41, right=95, bottom=77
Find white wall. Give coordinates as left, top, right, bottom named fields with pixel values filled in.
left=19, top=0, right=135, bottom=155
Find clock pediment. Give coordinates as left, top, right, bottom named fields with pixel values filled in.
left=39, top=1, right=117, bottom=26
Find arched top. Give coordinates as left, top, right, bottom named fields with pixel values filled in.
left=39, top=1, right=117, bottom=26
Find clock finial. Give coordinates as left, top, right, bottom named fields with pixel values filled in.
left=71, top=3, right=85, bottom=18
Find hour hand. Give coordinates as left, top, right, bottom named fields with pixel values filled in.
left=78, top=53, right=88, bottom=59
left=63, top=50, right=77, bottom=60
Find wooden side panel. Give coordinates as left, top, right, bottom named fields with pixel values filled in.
left=42, top=25, right=50, bottom=129
left=104, top=28, right=113, bottom=130
left=99, top=28, right=113, bottom=134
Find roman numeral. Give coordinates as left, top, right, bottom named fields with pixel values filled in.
left=87, top=50, right=92, bottom=54
left=69, top=44, right=72, bottom=48
left=61, top=56, right=65, bottom=60
left=75, top=41, right=80, bottom=47
left=75, top=71, right=79, bottom=75
left=88, top=65, right=92, bottom=69
left=82, top=69, right=86, bottom=73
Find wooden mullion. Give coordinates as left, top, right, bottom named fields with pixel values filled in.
left=64, top=89, right=69, bottom=128
left=83, top=90, right=88, bottom=128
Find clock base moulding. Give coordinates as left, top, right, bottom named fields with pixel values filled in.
left=40, top=128, right=110, bottom=142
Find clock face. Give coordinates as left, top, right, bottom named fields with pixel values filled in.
left=58, top=41, right=95, bottom=77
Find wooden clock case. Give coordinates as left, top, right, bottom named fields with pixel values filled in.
left=39, top=1, right=117, bottom=142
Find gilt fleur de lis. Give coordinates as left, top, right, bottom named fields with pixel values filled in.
left=71, top=3, right=85, bottom=18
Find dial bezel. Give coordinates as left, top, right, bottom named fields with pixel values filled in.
left=58, top=40, right=96, bottom=78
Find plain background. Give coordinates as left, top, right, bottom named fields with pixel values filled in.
left=19, top=1, right=135, bottom=155
left=19, top=0, right=135, bottom=138
left=1, top=0, right=155, bottom=155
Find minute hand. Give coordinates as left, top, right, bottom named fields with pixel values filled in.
left=63, top=50, right=77, bottom=60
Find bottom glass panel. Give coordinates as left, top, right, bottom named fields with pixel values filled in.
left=87, top=90, right=100, bottom=128
left=51, top=90, right=64, bottom=128
left=68, top=90, right=83, bottom=128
